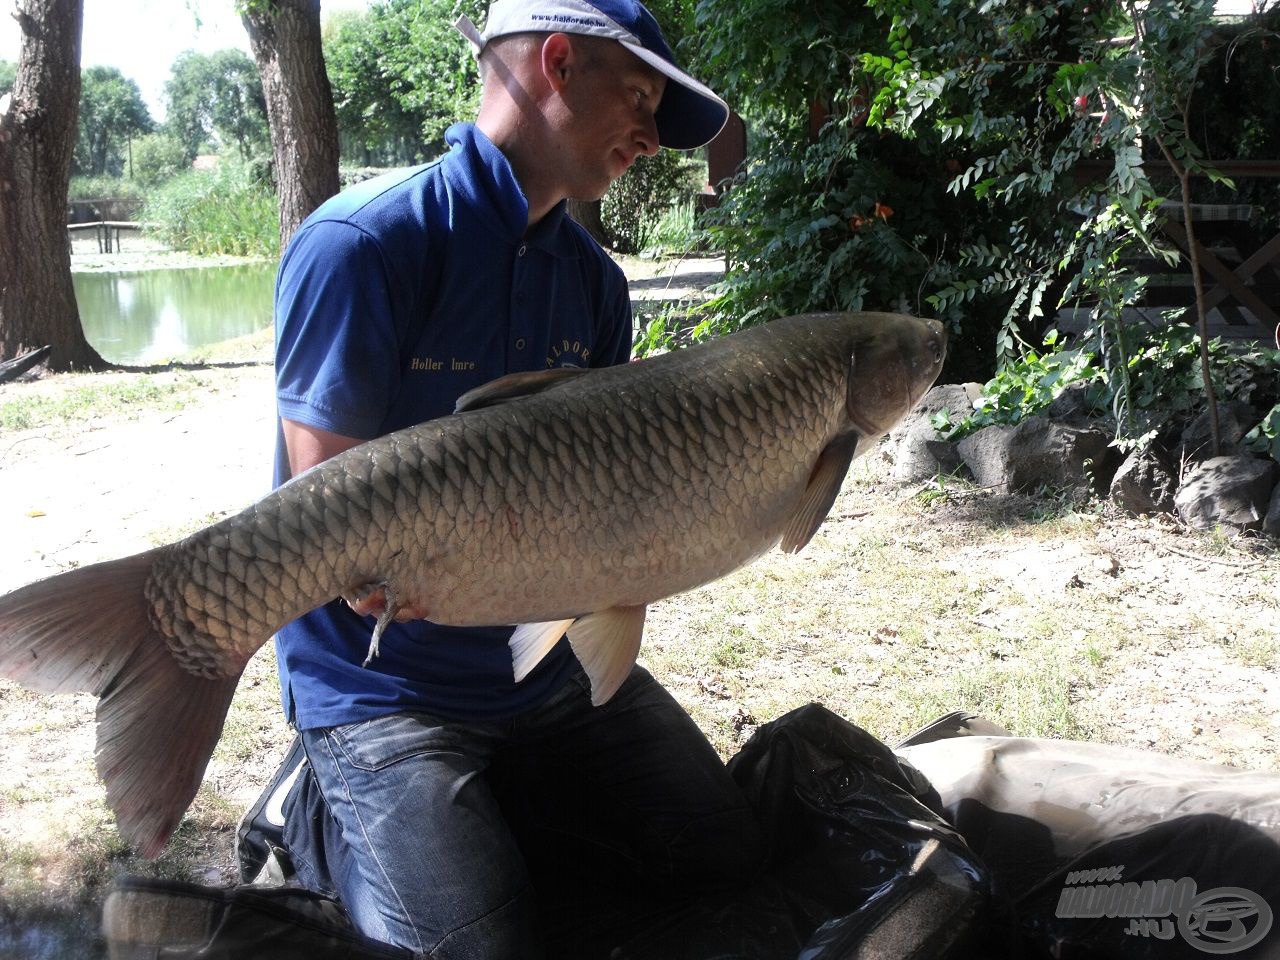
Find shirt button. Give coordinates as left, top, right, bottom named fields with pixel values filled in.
left=517, top=243, right=528, bottom=257
left=515, top=337, right=526, bottom=350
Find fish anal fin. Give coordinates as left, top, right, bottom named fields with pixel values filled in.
left=566, top=605, right=646, bottom=706
left=779, top=431, right=861, bottom=554
left=454, top=368, right=590, bottom=413
left=510, top=618, right=575, bottom=683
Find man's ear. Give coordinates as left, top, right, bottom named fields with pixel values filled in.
left=541, top=32, right=574, bottom=92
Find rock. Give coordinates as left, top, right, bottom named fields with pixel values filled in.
left=1109, top=447, right=1179, bottom=515
left=889, top=383, right=981, bottom=441
left=956, top=416, right=1119, bottom=495
left=1266, top=484, right=1280, bottom=538
left=1178, top=401, right=1255, bottom=464
left=1174, top=455, right=1279, bottom=531
left=892, top=416, right=966, bottom=483
left=1046, top=381, right=1103, bottom=423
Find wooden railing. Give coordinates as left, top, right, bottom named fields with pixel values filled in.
left=66, top=220, right=141, bottom=254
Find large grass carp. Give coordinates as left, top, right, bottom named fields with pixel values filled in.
left=0, top=311, right=944, bottom=856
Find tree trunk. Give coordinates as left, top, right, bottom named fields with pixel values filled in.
left=0, top=0, right=107, bottom=371
left=567, top=198, right=611, bottom=248
left=241, top=0, right=340, bottom=251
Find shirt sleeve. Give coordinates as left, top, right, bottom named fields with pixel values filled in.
left=274, top=219, right=402, bottom=441
left=592, top=259, right=634, bottom=368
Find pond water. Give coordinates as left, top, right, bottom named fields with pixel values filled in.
left=73, top=263, right=276, bottom=365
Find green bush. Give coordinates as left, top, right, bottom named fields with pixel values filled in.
left=132, top=134, right=191, bottom=187
left=677, top=0, right=1278, bottom=440
left=68, top=175, right=143, bottom=202
left=142, top=160, right=278, bottom=257
left=602, top=151, right=699, bottom=254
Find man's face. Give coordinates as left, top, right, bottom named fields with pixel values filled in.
left=553, top=38, right=668, bottom=201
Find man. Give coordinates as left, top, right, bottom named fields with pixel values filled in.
left=270, top=1, right=763, bottom=956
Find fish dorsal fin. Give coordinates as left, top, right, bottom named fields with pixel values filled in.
left=779, top=431, right=861, bottom=554
left=455, top=368, right=590, bottom=413
left=510, top=618, right=576, bottom=682
left=566, top=605, right=646, bottom=706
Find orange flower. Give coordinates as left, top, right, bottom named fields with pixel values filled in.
left=873, top=201, right=894, bottom=220
left=849, top=214, right=868, bottom=230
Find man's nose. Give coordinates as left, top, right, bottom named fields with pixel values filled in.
left=636, top=113, right=660, bottom=157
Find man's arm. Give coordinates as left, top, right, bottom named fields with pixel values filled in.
left=281, top=418, right=366, bottom=477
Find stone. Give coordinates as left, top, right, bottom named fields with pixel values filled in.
left=1178, top=401, right=1255, bottom=464
left=1109, top=447, right=1179, bottom=515
left=889, top=383, right=982, bottom=442
left=1045, top=381, right=1103, bottom=424
left=891, top=416, right=965, bottom=483
left=1266, top=484, right=1280, bottom=538
left=1174, top=455, right=1279, bottom=531
left=956, top=416, right=1119, bottom=495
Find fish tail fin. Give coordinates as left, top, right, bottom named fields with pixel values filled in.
left=0, top=551, right=239, bottom=858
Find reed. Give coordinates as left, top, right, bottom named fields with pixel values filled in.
left=142, top=162, right=279, bottom=258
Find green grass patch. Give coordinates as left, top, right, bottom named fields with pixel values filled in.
left=0, top=375, right=203, bottom=432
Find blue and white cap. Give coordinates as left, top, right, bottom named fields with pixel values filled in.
left=455, top=0, right=729, bottom=150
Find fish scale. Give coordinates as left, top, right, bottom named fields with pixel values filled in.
left=0, top=311, right=945, bottom=856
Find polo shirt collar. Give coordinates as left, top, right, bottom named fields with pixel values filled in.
left=444, top=123, right=580, bottom=260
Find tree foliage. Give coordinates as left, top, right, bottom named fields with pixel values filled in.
left=864, top=0, right=1277, bottom=448
left=74, top=65, right=152, bottom=177
left=164, top=48, right=269, bottom=161
left=0, top=59, right=15, bottom=97
left=675, top=0, right=1278, bottom=449
left=323, top=0, right=482, bottom=165
left=132, top=132, right=192, bottom=186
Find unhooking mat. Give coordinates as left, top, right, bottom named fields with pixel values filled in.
left=100, top=704, right=1280, bottom=959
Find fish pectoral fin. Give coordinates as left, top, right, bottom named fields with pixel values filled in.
left=566, top=605, right=646, bottom=707
left=780, top=431, right=861, bottom=554
left=509, top=618, right=576, bottom=682
left=355, top=581, right=404, bottom=667
left=454, top=367, right=591, bottom=413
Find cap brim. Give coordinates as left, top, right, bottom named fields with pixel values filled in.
left=623, top=42, right=729, bottom=150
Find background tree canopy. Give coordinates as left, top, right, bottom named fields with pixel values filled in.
left=323, top=0, right=483, bottom=166
left=74, top=65, right=153, bottom=177
left=164, top=48, right=269, bottom=162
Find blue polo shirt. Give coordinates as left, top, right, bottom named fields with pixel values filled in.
left=272, top=123, right=632, bottom=729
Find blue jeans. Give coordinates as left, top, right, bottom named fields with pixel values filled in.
left=291, top=667, right=764, bottom=958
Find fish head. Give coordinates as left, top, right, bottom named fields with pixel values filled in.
left=841, top=312, right=947, bottom=437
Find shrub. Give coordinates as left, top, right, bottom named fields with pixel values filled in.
left=934, top=324, right=1280, bottom=462
left=142, top=160, right=278, bottom=257
left=132, top=134, right=191, bottom=187
left=641, top=198, right=708, bottom=259
left=68, top=175, right=143, bottom=202
left=602, top=151, right=700, bottom=255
